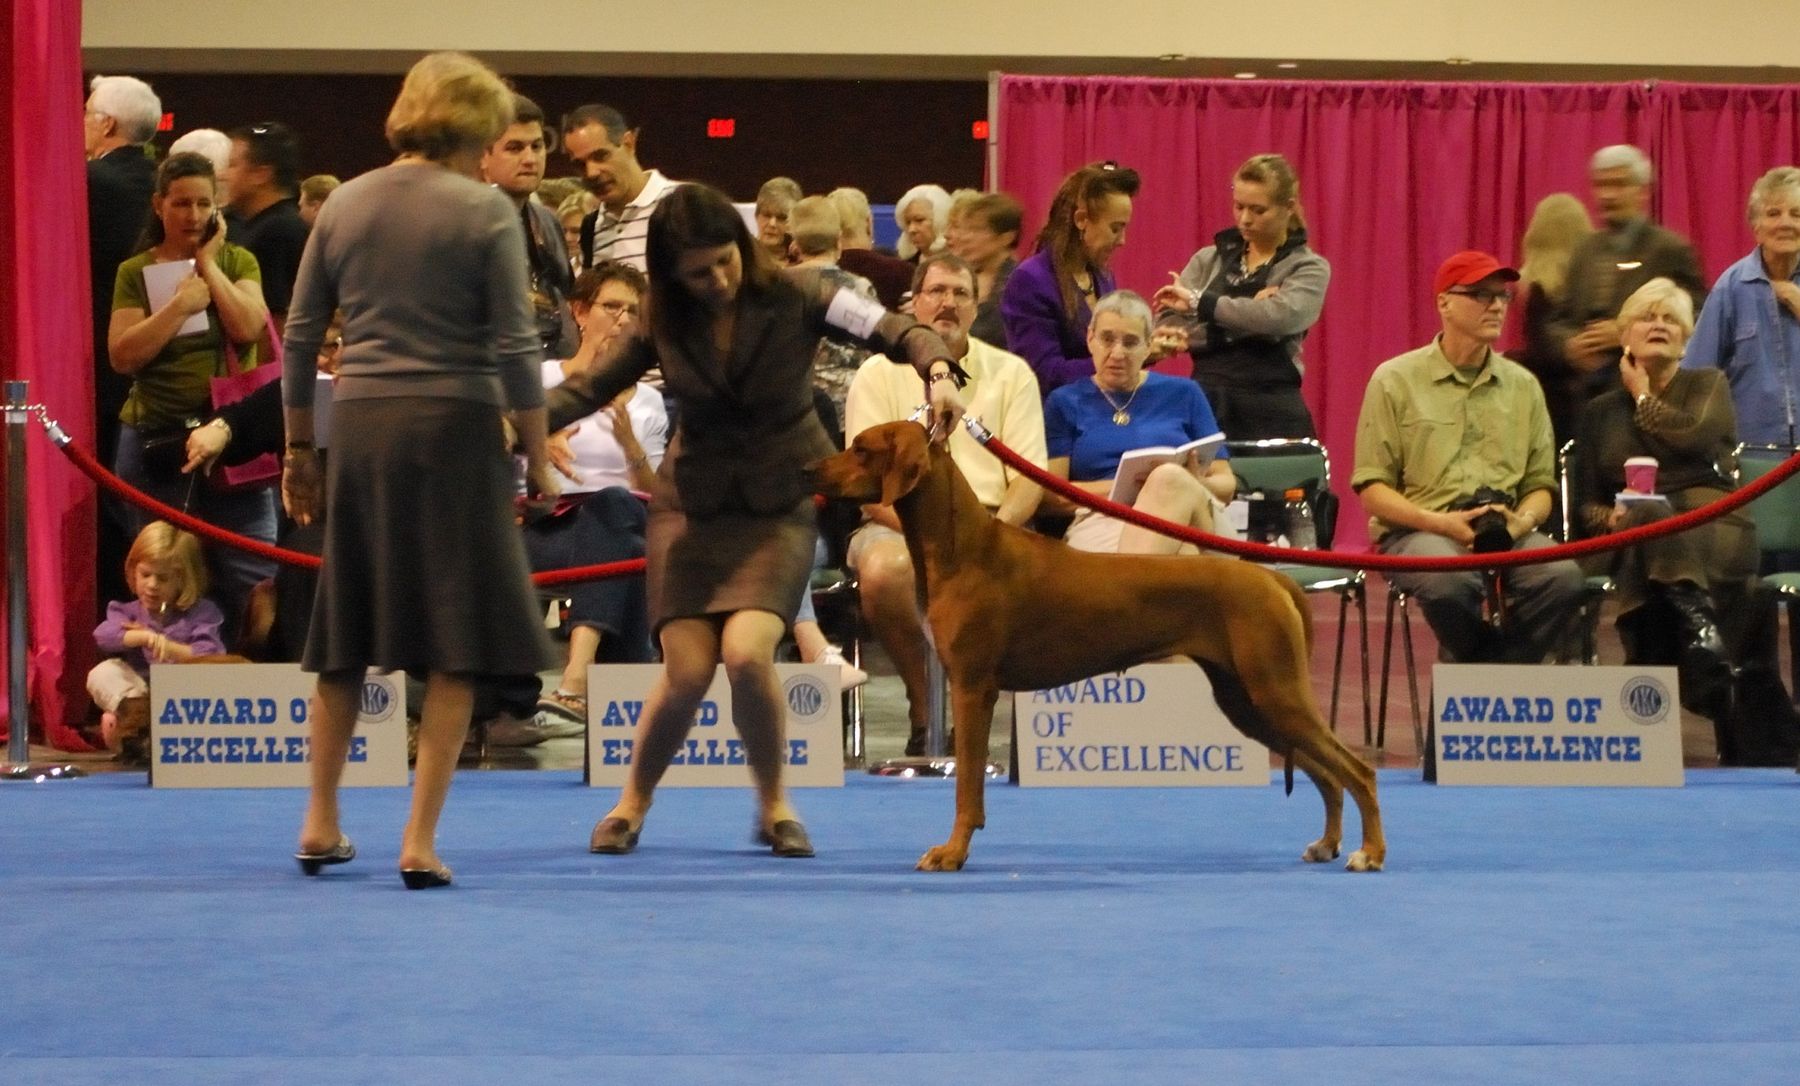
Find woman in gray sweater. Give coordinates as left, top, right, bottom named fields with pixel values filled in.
left=1154, top=154, right=1330, bottom=441
left=280, top=52, right=557, bottom=889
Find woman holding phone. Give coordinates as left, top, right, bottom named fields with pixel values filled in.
left=108, top=150, right=275, bottom=639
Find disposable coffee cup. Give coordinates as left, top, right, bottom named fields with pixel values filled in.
left=1624, top=456, right=1659, bottom=494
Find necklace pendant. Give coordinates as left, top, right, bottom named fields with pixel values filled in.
left=1112, top=408, right=1131, bottom=426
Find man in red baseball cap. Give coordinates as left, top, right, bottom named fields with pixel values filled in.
left=1348, top=250, right=1583, bottom=664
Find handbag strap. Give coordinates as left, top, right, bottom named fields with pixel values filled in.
left=219, top=310, right=284, bottom=378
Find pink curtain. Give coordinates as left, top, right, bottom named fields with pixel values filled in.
left=997, top=76, right=1800, bottom=545
left=1, top=0, right=98, bottom=748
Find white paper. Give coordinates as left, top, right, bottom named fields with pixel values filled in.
left=139, top=259, right=209, bottom=337
left=824, top=286, right=885, bottom=341
left=1615, top=491, right=1672, bottom=505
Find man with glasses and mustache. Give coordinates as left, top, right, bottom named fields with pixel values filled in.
left=482, top=94, right=576, bottom=357
left=224, top=121, right=309, bottom=329
left=844, top=252, right=1046, bottom=754
left=1352, top=251, right=1583, bottom=664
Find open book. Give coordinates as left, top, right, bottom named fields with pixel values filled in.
left=1107, top=431, right=1226, bottom=504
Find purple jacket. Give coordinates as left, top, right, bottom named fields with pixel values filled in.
left=999, top=250, right=1115, bottom=399
left=94, top=598, right=227, bottom=676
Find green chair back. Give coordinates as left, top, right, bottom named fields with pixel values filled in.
left=1738, top=444, right=1800, bottom=553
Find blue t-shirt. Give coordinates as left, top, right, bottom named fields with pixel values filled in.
left=1045, top=372, right=1227, bottom=481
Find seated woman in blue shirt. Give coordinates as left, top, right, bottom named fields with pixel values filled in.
left=1045, top=290, right=1236, bottom=553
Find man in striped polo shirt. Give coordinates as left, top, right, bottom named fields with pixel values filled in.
left=559, top=104, right=681, bottom=273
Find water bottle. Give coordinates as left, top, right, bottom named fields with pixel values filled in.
left=1282, top=487, right=1316, bottom=551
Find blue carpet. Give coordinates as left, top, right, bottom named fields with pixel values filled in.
left=3, top=770, right=1797, bottom=1084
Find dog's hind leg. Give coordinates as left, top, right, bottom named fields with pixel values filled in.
left=1285, top=725, right=1383, bottom=871
left=1291, top=749, right=1344, bottom=863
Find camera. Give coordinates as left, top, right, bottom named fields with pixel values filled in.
left=1451, top=486, right=1515, bottom=554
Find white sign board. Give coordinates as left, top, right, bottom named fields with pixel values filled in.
left=586, top=664, right=843, bottom=787
left=1433, top=664, right=1684, bottom=786
left=1013, top=664, right=1269, bottom=787
left=149, top=664, right=408, bottom=788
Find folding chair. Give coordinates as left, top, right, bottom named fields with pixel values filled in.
left=1225, top=438, right=1371, bottom=745
left=1559, top=439, right=1615, bottom=665
left=1736, top=444, right=1800, bottom=698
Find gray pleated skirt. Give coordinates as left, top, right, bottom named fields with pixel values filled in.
left=303, top=396, right=556, bottom=677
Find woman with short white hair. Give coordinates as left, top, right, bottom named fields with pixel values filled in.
left=1045, top=290, right=1236, bottom=554
left=1682, top=166, right=1800, bottom=448
left=1573, top=277, right=1755, bottom=727
left=894, top=183, right=950, bottom=261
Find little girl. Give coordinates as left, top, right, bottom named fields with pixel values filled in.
left=89, top=521, right=227, bottom=760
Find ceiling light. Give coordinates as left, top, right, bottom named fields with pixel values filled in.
left=1234, top=71, right=1258, bottom=80
left=1277, top=62, right=1298, bottom=69
left=1445, top=56, right=1474, bottom=66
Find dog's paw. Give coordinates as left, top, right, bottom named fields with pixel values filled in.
left=1301, top=839, right=1340, bottom=863
left=1345, top=849, right=1384, bottom=872
left=916, top=844, right=968, bottom=872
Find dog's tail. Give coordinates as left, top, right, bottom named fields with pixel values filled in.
left=1273, top=573, right=1315, bottom=655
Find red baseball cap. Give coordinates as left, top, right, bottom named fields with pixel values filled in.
left=1433, top=250, right=1520, bottom=296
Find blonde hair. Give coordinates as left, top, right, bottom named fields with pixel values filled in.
left=385, top=52, right=514, bottom=160
left=1518, top=193, right=1593, bottom=300
left=1616, top=276, right=1695, bottom=338
left=787, top=195, right=841, bottom=258
left=125, top=521, right=207, bottom=610
left=299, top=174, right=341, bottom=203
left=1236, top=153, right=1306, bottom=231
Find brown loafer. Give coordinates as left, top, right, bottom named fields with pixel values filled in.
left=589, top=816, right=641, bottom=854
left=757, top=819, right=815, bottom=858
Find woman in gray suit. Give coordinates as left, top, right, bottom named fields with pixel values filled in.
left=550, top=184, right=964, bottom=858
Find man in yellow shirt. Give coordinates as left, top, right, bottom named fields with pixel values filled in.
left=845, top=254, right=1046, bottom=754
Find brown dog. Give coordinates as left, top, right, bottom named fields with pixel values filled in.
left=809, top=422, right=1384, bottom=872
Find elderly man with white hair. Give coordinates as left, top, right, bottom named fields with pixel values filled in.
left=1548, top=144, right=1707, bottom=411
left=85, top=74, right=163, bottom=576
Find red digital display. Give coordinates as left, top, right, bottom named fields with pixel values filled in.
left=971, top=120, right=990, bottom=140
left=707, top=118, right=736, bottom=139
left=158, top=112, right=174, bottom=132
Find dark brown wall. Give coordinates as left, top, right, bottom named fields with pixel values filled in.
left=128, top=72, right=988, bottom=203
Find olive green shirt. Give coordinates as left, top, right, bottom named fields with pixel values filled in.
left=112, top=243, right=262, bottom=429
left=1351, top=337, right=1557, bottom=541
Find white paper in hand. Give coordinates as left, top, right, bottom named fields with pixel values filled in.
left=140, top=260, right=209, bottom=338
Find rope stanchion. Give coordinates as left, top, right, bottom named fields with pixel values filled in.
left=44, top=413, right=646, bottom=587
left=963, top=416, right=1800, bottom=574
left=4, top=381, right=84, bottom=780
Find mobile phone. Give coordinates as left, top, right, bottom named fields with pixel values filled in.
left=200, top=212, right=220, bottom=244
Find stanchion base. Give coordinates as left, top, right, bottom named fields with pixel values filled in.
left=0, top=763, right=87, bottom=782
left=867, top=756, right=1007, bottom=779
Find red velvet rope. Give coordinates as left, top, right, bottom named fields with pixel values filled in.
left=53, top=436, right=646, bottom=586
left=971, top=431, right=1800, bottom=573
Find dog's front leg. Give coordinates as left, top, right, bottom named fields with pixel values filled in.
left=916, top=679, right=998, bottom=872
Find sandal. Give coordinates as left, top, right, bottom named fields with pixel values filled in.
left=536, top=690, right=589, bottom=723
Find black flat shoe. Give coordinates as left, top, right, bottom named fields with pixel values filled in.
left=399, top=866, right=453, bottom=890
left=757, top=819, right=815, bottom=858
left=589, top=817, right=641, bottom=854
left=294, top=837, right=355, bottom=876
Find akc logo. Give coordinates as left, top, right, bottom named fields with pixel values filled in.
left=360, top=677, right=397, bottom=724
left=783, top=674, right=830, bottom=727
left=1620, top=675, right=1670, bottom=726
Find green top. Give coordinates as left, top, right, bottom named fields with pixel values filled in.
left=111, top=243, right=262, bottom=429
left=1351, top=337, right=1558, bottom=541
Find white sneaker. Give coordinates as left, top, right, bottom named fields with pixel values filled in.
left=816, top=644, right=868, bottom=690
left=484, top=712, right=548, bottom=747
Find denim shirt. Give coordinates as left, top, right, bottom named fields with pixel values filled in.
left=1682, top=248, right=1800, bottom=447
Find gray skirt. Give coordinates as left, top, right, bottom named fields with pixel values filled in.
left=303, top=397, right=555, bottom=677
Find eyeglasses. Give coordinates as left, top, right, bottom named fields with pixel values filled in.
left=597, top=300, right=640, bottom=318
left=917, top=284, right=975, bottom=304
left=1448, top=287, right=1513, bottom=306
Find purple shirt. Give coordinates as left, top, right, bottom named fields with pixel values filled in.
left=999, top=250, right=1115, bottom=399
left=94, top=598, right=227, bottom=675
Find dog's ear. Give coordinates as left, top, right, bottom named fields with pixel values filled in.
left=880, top=424, right=930, bottom=506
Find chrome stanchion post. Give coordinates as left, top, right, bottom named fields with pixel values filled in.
left=2, top=381, right=84, bottom=782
